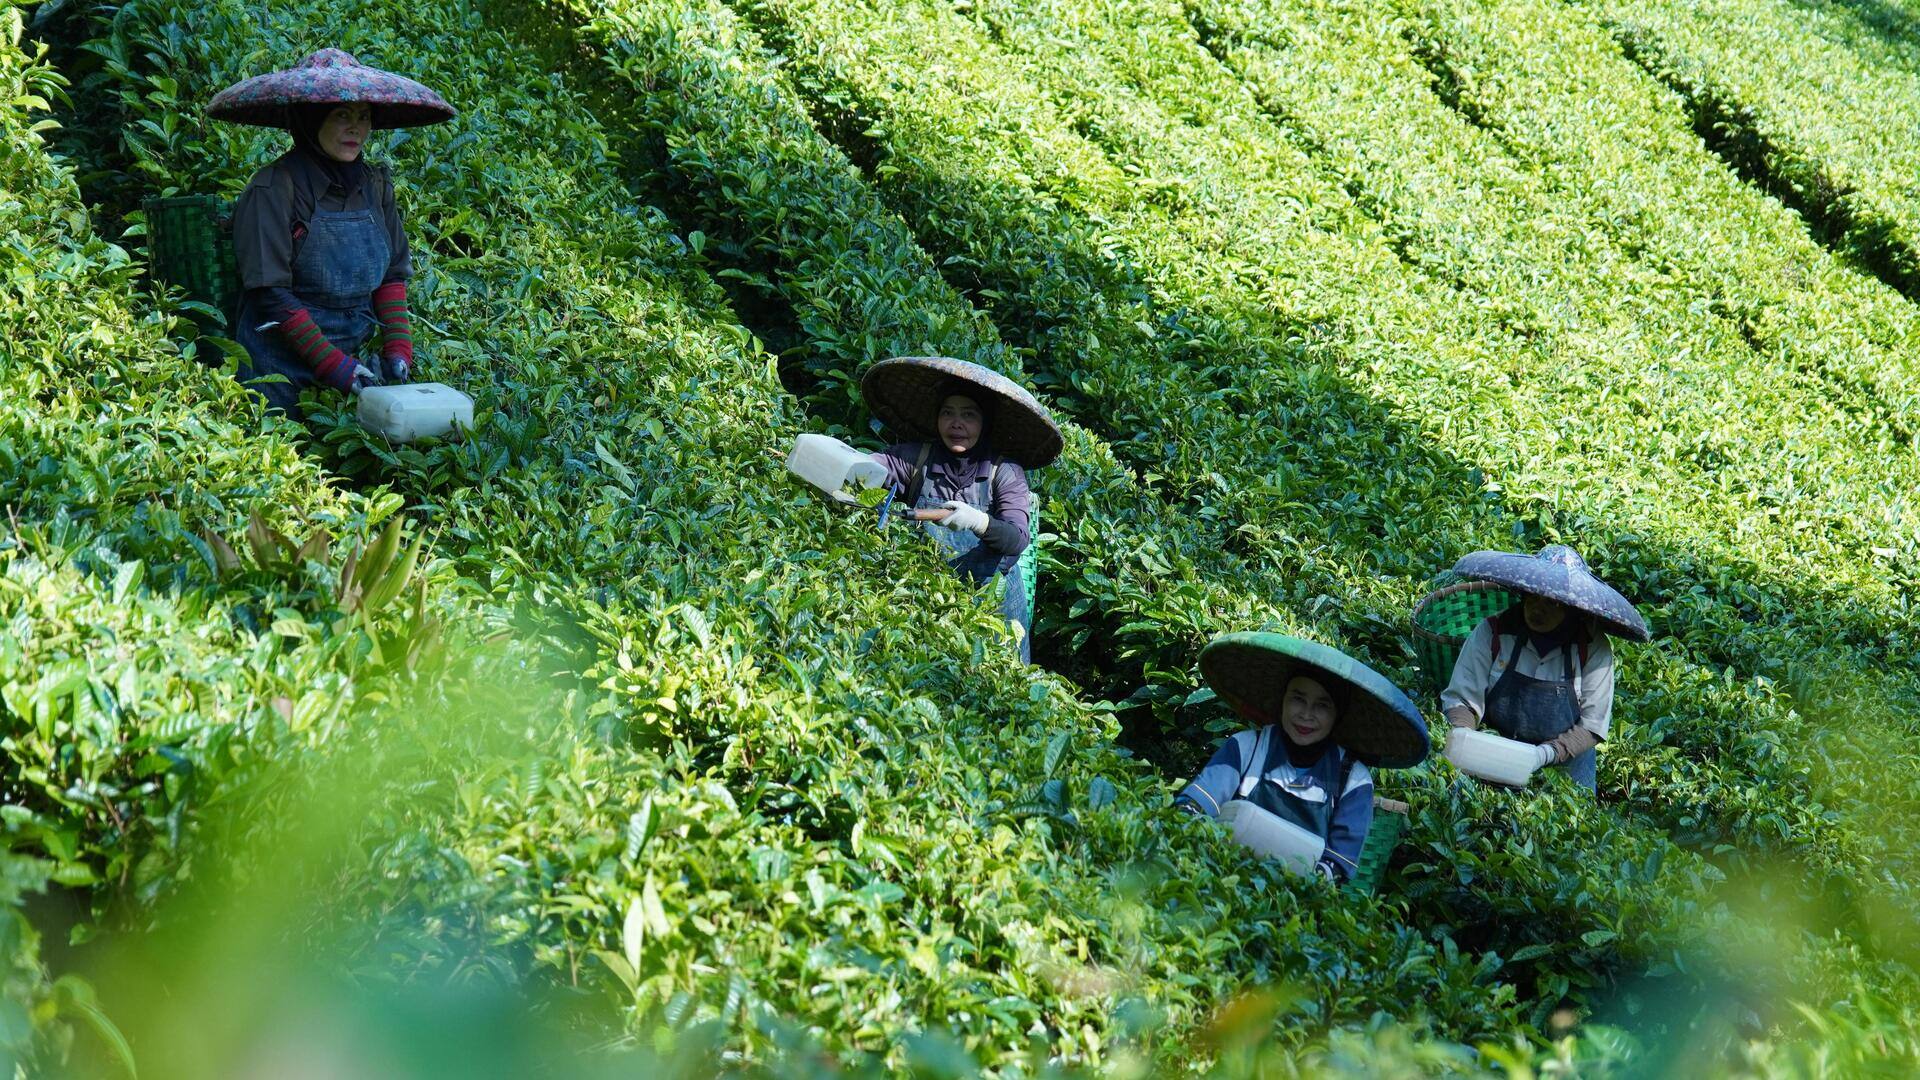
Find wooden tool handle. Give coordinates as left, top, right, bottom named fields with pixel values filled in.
left=903, top=508, right=954, bottom=523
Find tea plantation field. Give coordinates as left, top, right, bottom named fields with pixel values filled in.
left=4, top=0, right=1920, bottom=1073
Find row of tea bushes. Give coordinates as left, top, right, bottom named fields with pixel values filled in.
left=1372, top=0, right=1920, bottom=432
left=719, top=0, right=1918, bottom=1026
left=45, top=0, right=1569, bottom=1069
left=1564, top=0, right=1920, bottom=306
left=571, top=0, right=1866, bottom=1039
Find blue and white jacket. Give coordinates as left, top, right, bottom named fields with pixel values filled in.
left=1176, top=727, right=1374, bottom=881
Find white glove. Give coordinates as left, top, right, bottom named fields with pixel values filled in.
left=1534, top=743, right=1556, bottom=768
left=939, top=499, right=991, bottom=536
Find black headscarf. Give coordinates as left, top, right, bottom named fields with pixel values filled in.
left=1277, top=674, right=1347, bottom=767
left=288, top=102, right=368, bottom=198
left=1497, top=603, right=1589, bottom=660
left=931, top=376, right=998, bottom=461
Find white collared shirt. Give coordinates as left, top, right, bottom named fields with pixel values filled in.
left=1440, top=617, right=1615, bottom=739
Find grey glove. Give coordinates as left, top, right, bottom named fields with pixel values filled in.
left=381, top=354, right=412, bottom=383
left=939, top=499, right=991, bottom=536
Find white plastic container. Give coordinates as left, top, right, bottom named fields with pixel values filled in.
left=1218, top=799, right=1325, bottom=876
left=1446, top=727, right=1540, bottom=787
left=357, top=383, right=474, bottom=443
left=786, top=434, right=887, bottom=504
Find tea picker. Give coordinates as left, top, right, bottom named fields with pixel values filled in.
left=1177, top=633, right=1428, bottom=892
left=183, top=48, right=468, bottom=436
left=1428, top=544, right=1650, bottom=793
left=784, top=356, right=1061, bottom=662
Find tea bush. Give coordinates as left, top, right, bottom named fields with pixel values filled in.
left=8, top=0, right=1920, bottom=1071
left=715, top=0, right=1911, bottom=960
left=28, top=0, right=1557, bottom=1070
left=1562, top=0, right=1920, bottom=305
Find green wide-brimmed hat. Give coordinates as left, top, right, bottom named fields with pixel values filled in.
left=860, top=356, right=1063, bottom=468
left=1200, top=632, right=1429, bottom=768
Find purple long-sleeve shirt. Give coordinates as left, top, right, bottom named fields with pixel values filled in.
left=870, top=442, right=1031, bottom=559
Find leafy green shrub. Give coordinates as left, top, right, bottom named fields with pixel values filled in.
left=11, top=0, right=1920, bottom=1069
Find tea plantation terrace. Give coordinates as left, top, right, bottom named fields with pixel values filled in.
left=3, top=0, right=1918, bottom=1073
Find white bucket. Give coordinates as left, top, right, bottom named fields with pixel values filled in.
left=1446, top=727, right=1540, bottom=787
left=787, top=434, right=887, bottom=503
left=1219, top=799, right=1324, bottom=876
left=357, top=383, right=474, bottom=443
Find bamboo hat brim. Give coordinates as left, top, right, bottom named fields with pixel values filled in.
left=860, top=356, right=1063, bottom=469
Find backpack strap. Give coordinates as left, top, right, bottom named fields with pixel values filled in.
left=1492, top=615, right=1591, bottom=704
left=904, top=443, right=933, bottom=505
left=1235, top=725, right=1277, bottom=800
left=977, top=458, right=1005, bottom=515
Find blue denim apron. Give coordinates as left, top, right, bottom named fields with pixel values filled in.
left=910, top=451, right=1032, bottom=663
left=234, top=205, right=390, bottom=413
left=1232, top=725, right=1338, bottom=838
left=1483, top=640, right=1597, bottom=791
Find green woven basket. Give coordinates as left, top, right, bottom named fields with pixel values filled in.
left=1016, top=497, right=1040, bottom=614
left=1346, top=797, right=1408, bottom=896
left=143, top=195, right=239, bottom=327
left=1410, top=580, right=1517, bottom=694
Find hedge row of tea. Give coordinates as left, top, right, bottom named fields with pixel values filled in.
left=564, top=0, right=1803, bottom=1025
left=7, top=0, right=1920, bottom=1071
left=12, top=0, right=1566, bottom=1072
left=1563, top=0, right=1920, bottom=306
left=714, top=0, right=1920, bottom=982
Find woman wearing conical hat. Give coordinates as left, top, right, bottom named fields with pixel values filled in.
left=860, top=357, right=1063, bottom=663
left=209, top=50, right=455, bottom=412
left=1177, top=633, right=1428, bottom=883
left=1441, top=544, right=1651, bottom=793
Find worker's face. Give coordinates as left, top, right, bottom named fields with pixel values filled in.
left=316, top=102, right=372, bottom=163
left=1280, top=675, right=1337, bottom=747
left=938, top=395, right=984, bottom=455
left=1523, top=595, right=1568, bottom=633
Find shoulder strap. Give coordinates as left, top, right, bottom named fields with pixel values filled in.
left=1235, top=725, right=1275, bottom=799
left=369, top=161, right=397, bottom=212
left=904, top=443, right=932, bottom=504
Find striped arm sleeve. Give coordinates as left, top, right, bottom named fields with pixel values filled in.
left=372, top=281, right=413, bottom=365
left=275, top=307, right=352, bottom=386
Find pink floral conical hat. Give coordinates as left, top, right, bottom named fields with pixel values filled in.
left=208, top=49, right=454, bottom=129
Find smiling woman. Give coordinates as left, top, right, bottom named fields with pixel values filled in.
left=207, top=48, right=454, bottom=412
left=1178, top=632, right=1429, bottom=884
left=858, top=355, right=1062, bottom=662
